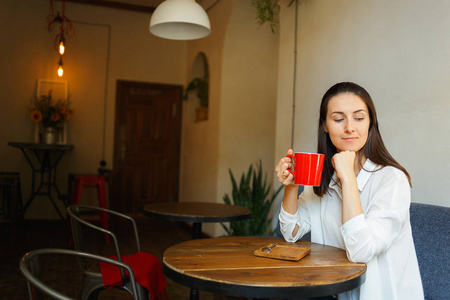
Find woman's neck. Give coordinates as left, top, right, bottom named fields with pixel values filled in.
left=355, top=153, right=367, bottom=176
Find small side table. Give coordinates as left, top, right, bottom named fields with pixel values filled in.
left=143, top=202, right=252, bottom=239
left=8, top=142, right=74, bottom=220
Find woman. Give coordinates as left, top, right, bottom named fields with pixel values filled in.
left=275, top=82, right=423, bottom=300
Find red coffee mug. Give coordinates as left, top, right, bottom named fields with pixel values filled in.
left=286, top=152, right=325, bottom=186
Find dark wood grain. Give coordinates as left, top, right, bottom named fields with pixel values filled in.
left=113, top=81, right=183, bottom=213
left=57, top=0, right=156, bottom=13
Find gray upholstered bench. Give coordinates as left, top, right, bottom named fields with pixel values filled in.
left=410, top=202, right=449, bottom=300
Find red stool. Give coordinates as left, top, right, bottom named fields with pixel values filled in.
left=70, top=175, right=109, bottom=245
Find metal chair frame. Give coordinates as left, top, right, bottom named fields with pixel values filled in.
left=19, top=248, right=139, bottom=300
left=67, top=204, right=148, bottom=300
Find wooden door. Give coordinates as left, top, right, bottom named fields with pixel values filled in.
left=112, top=80, right=182, bottom=214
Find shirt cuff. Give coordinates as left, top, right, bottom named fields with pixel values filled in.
left=279, top=205, right=302, bottom=242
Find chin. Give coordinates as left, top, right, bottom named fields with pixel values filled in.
left=337, top=147, right=362, bottom=153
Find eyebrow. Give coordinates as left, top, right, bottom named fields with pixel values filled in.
left=330, top=109, right=366, bottom=115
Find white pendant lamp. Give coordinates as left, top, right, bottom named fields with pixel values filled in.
left=150, top=0, right=211, bottom=40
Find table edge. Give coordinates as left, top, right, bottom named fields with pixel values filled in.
left=8, top=142, right=74, bottom=150
left=163, top=262, right=366, bottom=298
left=143, top=202, right=251, bottom=223
left=143, top=210, right=251, bottom=223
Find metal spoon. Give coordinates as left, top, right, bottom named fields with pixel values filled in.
left=261, top=242, right=277, bottom=253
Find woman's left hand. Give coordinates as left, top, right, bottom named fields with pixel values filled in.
left=332, top=150, right=357, bottom=183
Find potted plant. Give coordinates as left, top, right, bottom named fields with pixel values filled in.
left=252, top=0, right=295, bottom=33
left=222, top=160, right=283, bottom=236
left=184, top=56, right=209, bottom=122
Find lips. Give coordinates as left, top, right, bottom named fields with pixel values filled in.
left=342, top=137, right=358, bottom=141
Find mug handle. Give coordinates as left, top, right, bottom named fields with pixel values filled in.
left=285, top=154, right=295, bottom=176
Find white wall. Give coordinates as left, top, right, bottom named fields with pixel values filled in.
left=274, top=0, right=450, bottom=221
left=179, top=1, right=235, bottom=238
left=215, top=0, right=279, bottom=237
left=180, top=1, right=280, bottom=237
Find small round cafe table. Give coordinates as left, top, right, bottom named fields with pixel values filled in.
left=143, top=201, right=251, bottom=240
left=163, top=236, right=367, bottom=299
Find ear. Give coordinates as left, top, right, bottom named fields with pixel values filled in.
left=324, top=123, right=328, bottom=133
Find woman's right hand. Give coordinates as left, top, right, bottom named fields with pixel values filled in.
left=275, top=148, right=295, bottom=186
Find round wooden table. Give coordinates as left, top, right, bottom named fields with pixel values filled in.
left=163, top=237, right=366, bottom=299
left=143, top=202, right=252, bottom=239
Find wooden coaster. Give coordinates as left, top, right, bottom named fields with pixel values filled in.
left=254, top=244, right=311, bottom=261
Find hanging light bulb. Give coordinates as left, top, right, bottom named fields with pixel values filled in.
left=59, top=34, right=65, bottom=55
left=58, top=56, right=64, bottom=77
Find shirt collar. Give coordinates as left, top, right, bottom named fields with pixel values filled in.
left=329, top=159, right=379, bottom=193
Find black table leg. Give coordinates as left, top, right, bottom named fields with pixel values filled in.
left=190, top=222, right=202, bottom=299
left=190, top=287, right=199, bottom=300
left=192, top=222, right=202, bottom=240
left=19, top=148, right=66, bottom=220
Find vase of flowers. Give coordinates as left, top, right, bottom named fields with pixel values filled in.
left=29, top=91, right=73, bottom=144
left=43, top=126, right=56, bottom=144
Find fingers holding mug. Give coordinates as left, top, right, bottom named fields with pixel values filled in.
left=277, top=168, right=294, bottom=185
left=275, top=155, right=292, bottom=174
left=276, top=159, right=295, bottom=185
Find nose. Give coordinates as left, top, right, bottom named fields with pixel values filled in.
left=345, top=120, right=355, bottom=133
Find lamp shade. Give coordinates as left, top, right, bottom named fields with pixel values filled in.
left=150, top=0, right=211, bottom=40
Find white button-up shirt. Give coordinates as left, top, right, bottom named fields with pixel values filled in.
left=279, top=159, right=423, bottom=300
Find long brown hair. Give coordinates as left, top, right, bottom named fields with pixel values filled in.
left=313, top=82, right=411, bottom=197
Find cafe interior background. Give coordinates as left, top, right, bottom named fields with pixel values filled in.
left=1, top=0, right=449, bottom=238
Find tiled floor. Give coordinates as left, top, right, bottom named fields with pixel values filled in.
left=0, top=216, right=224, bottom=299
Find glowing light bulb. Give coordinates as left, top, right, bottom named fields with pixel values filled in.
left=59, top=34, right=65, bottom=55
left=58, top=56, right=63, bottom=77
left=59, top=41, right=65, bottom=55
left=58, top=66, right=64, bottom=77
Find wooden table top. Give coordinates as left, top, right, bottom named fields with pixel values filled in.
left=143, top=202, right=251, bottom=223
left=163, top=236, right=366, bottom=298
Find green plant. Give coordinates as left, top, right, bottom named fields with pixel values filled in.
left=222, top=160, right=283, bottom=236
left=183, top=77, right=209, bottom=108
left=252, top=0, right=295, bottom=33
left=183, top=54, right=209, bottom=108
